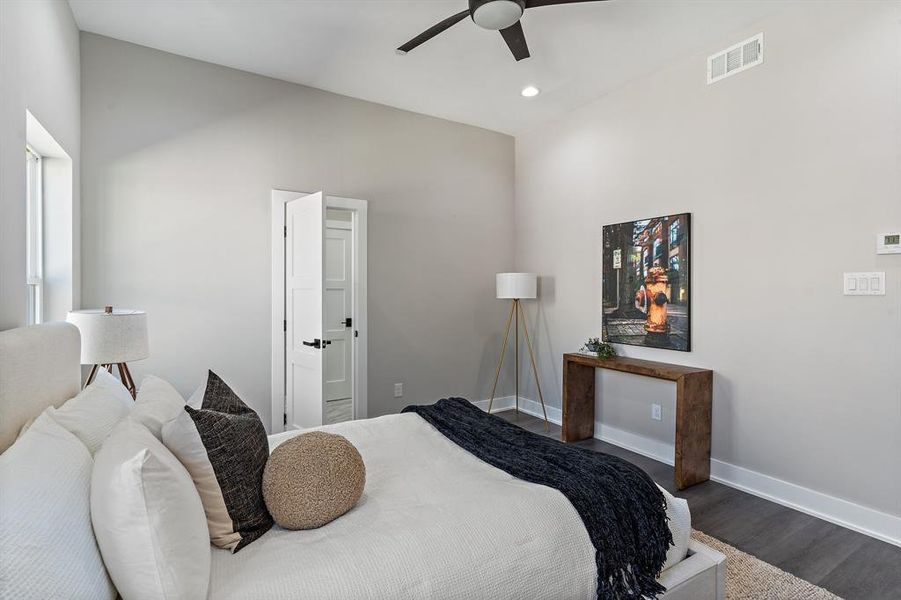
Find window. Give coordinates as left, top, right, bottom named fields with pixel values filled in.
left=669, top=221, right=680, bottom=248
left=26, top=146, right=42, bottom=325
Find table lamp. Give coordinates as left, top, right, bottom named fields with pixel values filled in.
left=66, top=306, right=149, bottom=398
left=488, top=273, right=548, bottom=429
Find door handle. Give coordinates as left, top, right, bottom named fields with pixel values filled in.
left=341, top=317, right=352, bottom=327
left=302, top=339, right=332, bottom=349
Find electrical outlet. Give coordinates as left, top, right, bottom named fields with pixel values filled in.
left=651, top=404, right=662, bottom=421
left=394, top=383, right=403, bottom=398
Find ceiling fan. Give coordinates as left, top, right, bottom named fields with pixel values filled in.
left=396, top=0, right=607, bottom=62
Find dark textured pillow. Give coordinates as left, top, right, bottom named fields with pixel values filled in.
left=196, top=370, right=252, bottom=415
left=162, top=371, right=272, bottom=552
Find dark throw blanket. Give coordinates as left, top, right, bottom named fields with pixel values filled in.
left=402, top=398, right=673, bottom=600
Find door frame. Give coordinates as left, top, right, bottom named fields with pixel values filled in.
left=270, top=189, right=368, bottom=433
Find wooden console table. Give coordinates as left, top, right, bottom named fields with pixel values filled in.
left=562, top=353, right=712, bottom=490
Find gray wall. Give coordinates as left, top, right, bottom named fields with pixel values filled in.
left=80, top=34, right=515, bottom=427
left=514, top=1, right=901, bottom=518
left=0, top=0, right=81, bottom=329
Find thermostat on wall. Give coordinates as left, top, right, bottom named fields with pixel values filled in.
left=876, top=232, right=901, bottom=254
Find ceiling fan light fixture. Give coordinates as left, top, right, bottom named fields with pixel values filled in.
left=521, top=85, right=540, bottom=97
left=397, top=0, right=604, bottom=60
left=471, top=0, right=524, bottom=31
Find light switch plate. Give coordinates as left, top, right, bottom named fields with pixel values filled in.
left=394, top=383, right=403, bottom=398
left=843, top=272, right=885, bottom=296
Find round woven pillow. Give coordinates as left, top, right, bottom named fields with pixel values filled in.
left=262, top=431, right=366, bottom=530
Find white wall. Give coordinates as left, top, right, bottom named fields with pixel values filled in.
left=80, top=34, right=516, bottom=427
left=0, top=0, right=81, bottom=329
left=515, top=0, right=901, bottom=525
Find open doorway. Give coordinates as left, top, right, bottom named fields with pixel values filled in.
left=270, top=190, right=368, bottom=434
left=324, top=208, right=354, bottom=424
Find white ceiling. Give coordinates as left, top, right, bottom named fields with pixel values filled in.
left=68, top=0, right=785, bottom=135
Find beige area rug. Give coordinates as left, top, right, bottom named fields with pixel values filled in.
left=691, top=530, right=843, bottom=600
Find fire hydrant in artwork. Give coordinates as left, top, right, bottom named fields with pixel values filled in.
left=640, top=266, right=670, bottom=335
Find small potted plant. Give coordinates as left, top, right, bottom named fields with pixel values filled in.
left=580, top=337, right=616, bottom=359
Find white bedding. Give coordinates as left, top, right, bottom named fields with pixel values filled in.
left=209, top=413, right=690, bottom=600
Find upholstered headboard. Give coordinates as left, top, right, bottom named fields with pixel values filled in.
left=0, top=322, right=81, bottom=452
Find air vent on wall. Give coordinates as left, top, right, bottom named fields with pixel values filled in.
left=707, top=33, right=763, bottom=84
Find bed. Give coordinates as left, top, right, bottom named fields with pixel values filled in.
left=0, top=322, right=725, bottom=600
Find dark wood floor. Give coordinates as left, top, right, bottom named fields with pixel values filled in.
left=496, top=410, right=901, bottom=600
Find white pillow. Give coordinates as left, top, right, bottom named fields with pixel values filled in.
left=186, top=371, right=210, bottom=408
left=92, top=418, right=210, bottom=600
left=48, top=369, right=133, bottom=454
left=131, top=375, right=186, bottom=439
left=0, top=412, right=115, bottom=600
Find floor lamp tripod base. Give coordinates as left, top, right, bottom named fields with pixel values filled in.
left=488, top=298, right=549, bottom=431
left=85, top=362, right=138, bottom=399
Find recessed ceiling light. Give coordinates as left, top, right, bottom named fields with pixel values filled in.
left=521, top=86, right=540, bottom=98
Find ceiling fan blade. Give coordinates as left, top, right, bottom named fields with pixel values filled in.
left=499, top=21, right=530, bottom=61
left=525, top=0, right=609, bottom=8
left=397, top=9, right=470, bottom=54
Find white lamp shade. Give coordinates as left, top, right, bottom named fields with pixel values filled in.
left=496, top=273, right=537, bottom=299
left=66, top=309, right=149, bottom=364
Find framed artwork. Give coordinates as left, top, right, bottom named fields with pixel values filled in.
left=602, top=213, right=691, bottom=351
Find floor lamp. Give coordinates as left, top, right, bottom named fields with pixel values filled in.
left=488, top=273, right=549, bottom=430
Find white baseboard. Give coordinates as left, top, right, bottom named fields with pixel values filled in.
left=476, top=395, right=901, bottom=548
left=472, top=396, right=518, bottom=413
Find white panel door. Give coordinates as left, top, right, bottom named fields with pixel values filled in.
left=285, top=192, right=326, bottom=429
left=324, top=226, right=353, bottom=403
